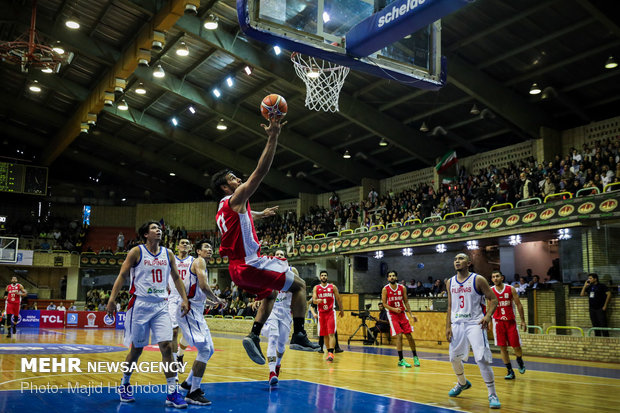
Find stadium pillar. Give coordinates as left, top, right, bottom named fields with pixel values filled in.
left=66, top=267, right=79, bottom=301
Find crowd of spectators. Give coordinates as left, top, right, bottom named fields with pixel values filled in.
left=8, top=218, right=88, bottom=253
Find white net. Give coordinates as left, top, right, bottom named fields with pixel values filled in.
left=291, top=53, right=350, bottom=112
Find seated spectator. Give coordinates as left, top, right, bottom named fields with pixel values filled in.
left=213, top=284, right=221, bottom=297
left=68, top=304, right=77, bottom=311
left=369, top=302, right=390, bottom=343
left=430, top=279, right=444, bottom=296
left=415, top=281, right=427, bottom=297
left=47, top=302, right=56, bottom=310
left=529, top=275, right=543, bottom=290
left=40, top=240, right=51, bottom=250
left=57, top=303, right=66, bottom=312
left=97, top=302, right=106, bottom=311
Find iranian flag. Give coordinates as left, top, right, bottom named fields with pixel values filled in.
left=435, top=151, right=458, bottom=173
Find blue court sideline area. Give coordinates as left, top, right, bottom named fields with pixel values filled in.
left=0, top=380, right=458, bottom=413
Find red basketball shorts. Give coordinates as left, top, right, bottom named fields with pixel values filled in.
left=318, top=310, right=336, bottom=336
left=228, top=255, right=293, bottom=300
left=387, top=311, right=412, bottom=336
left=493, top=319, right=522, bottom=347
left=5, top=303, right=20, bottom=317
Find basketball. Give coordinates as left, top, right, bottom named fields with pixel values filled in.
left=260, top=94, right=287, bottom=120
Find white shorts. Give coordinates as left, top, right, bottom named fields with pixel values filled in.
left=168, top=297, right=181, bottom=328
left=262, top=308, right=292, bottom=339
left=449, top=322, right=493, bottom=363
left=177, top=303, right=213, bottom=350
left=123, top=297, right=172, bottom=348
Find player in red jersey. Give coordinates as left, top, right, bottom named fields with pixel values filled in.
left=381, top=271, right=420, bottom=367
left=312, top=270, right=344, bottom=362
left=491, top=270, right=526, bottom=379
left=212, top=117, right=318, bottom=365
left=4, top=276, right=27, bottom=338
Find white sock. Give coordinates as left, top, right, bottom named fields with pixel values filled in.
left=451, top=359, right=467, bottom=386
left=478, top=361, right=496, bottom=395
left=121, top=373, right=132, bottom=385
left=186, top=369, right=194, bottom=383
left=268, top=359, right=276, bottom=373
left=173, top=352, right=177, bottom=360
left=276, top=355, right=283, bottom=366
left=190, top=375, right=203, bottom=393
left=166, top=376, right=177, bottom=394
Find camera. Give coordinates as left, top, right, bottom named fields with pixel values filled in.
left=351, top=304, right=375, bottom=320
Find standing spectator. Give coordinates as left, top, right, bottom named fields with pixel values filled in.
left=329, top=191, right=340, bottom=210
left=368, top=186, right=378, bottom=204
left=580, top=273, right=612, bottom=337
left=117, top=232, right=125, bottom=252
left=517, top=173, right=534, bottom=200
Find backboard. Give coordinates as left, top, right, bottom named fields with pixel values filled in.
left=237, top=0, right=473, bottom=89
left=0, top=236, right=19, bottom=263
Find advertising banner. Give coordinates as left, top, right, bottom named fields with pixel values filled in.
left=65, top=311, right=116, bottom=328
left=16, top=310, right=40, bottom=327
left=115, top=312, right=126, bottom=330
left=40, top=310, right=65, bottom=328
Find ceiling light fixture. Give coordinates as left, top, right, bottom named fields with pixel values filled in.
left=153, top=64, right=165, bottom=78
left=65, top=17, right=80, bottom=30
left=212, top=88, right=221, bottom=98
left=273, top=45, right=282, bottom=55
left=529, top=83, right=541, bottom=95
left=226, top=76, right=234, bottom=87
left=104, top=92, right=115, bottom=107
left=379, top=138, right=388, bottom=147
left=169, top=172, right=176, bottom=176
left=41, top=67, right=53, bottom=73
left=402, top=248, right=413, bottom=257
left=87, top=113, right=97, bottom=125
left=343, top=150, right=351, bottom=159
left=286, top=170, right=292, bottom=178
left=176, top=42, right=189, bottom=56
left=605, top=56, right=618, bottom=69
left=216, top=119, right=227, bottom=130
left=171, top=117, right=178, bottom=126
left=435, top=244, right=447, bottom=253
left=374, top=250, right=384, bottom=259
left=203, top=14, right=219, bottom=30
left=244, top=66, right=252, bottom=75
left=188, top=106, right=196, bottom=114
left=509, top=235, right=522, bottom=246
left=470, top=104, right=480, bottom=115
left=80, top=122, right=89, bottom=134
left=117, top=99, right=129, bottom=111
left=52, top=42, right=65, bottom=55
left=466, top=240, right=479, bottom=250
left=184, top=0, right=199, bottom=15
left=151, top=31, right=165, bottom=51
left=419, top=121, right=429, bottom=132
left=558, top=228, right=571, bottom=240
left=135, top=83, right=146, bottom=95
left=29, top=80, right=41, bottom=92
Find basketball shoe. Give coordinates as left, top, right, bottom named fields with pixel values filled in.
left=448, top=380, right=471, bottom=397
left=118, top=384, right=135, bottom=403
left=505, top=371, right=515, bottom=380
left=165, top=391, right=188, bottom=408
left=326, top=352, right=334, bottom=362
left=185, top=389, right=211, bottom=406
left=518, top=365, right=526, bottom=374
left=413, top=356, right=420, bottom=367
left=180, top=381, right=191, bottom=391
left=398, top=359, right=411, bottom=368
left=242, top=332, right=266, bottom=364
left=269, top=371, right=279, bottom=385
left=290, top=331, right=320, bottom=351
left=489, top=394, right=501, bottom=409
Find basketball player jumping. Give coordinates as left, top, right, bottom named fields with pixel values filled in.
left=4, top=277, right=27, bottom=338
left=107, top=221, right=190, bottom=408
left=177, top=239, right=225, bottom=405
left=312, top=270, right=344, bottom=363
left=381, top=270, right=420, bottom=368
left=212, top=116, right=318, bottom=365
left=491, top=270, right=527, bottom=379
left=170, top=238, right=193, bottom=380
left=446, top=253, right=500, bottom=409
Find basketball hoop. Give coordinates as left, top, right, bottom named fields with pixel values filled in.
left=291, top=52, right=350, bottom=112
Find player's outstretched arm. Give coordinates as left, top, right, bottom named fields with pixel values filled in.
left=107, top=246, right=139, bottom=316
left=230, top=117, right=283, bottom=210
left=445, top=279, right=452, bottom=342
left=251, top=206, right=279, bottom=220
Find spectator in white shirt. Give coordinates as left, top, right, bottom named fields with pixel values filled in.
left=57, top=304, right=66, bottom=312
left=47, top=302, right=57, bottom=310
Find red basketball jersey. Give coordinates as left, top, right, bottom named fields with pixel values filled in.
left=6, top=284, right=23, bottom=305
left=215, top=196, right=261, bottom=261
left=315, top=283, right=335, bottom=313
left=384, top=283, right=406, bottom=314
left=492, top=284, right=516, bottom=321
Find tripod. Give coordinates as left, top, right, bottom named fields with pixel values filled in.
left=347, top=315, right=376, bottom=345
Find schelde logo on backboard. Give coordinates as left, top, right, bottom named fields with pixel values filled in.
left=378, top=0, right=426, bottom=28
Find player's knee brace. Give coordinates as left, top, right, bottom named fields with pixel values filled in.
left=195, top=344, right=214, bottom=363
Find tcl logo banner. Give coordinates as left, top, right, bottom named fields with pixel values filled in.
left=40, top=310, right=65, bottom=328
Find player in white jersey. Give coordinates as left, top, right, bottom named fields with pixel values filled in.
left=107, top=221, right=190, bottom=409
left=445, top=253, right=501, bottom=409
left=262, top=250, right=295, bottom=385
left=177, top=239, right=224, bottom=405
left=170, top=239, right=193, bottom=378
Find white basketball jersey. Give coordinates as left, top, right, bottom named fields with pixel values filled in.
left=184, top=258, right=207, bottom=306
left=272, top=290, right=292, bottom=317
left=449, top=272, right=485, bottom=324
left=169, top=255, right=194, bottom=300
left=129, top=244, right=171, bottom=299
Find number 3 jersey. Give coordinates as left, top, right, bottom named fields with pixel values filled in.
left=449, top=273, right=485, bottom=324
left=129, top=244, right=171, bottom=299
left=216, top=195, right=261, bottom=261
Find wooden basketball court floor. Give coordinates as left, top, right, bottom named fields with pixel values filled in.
left=0, top=328, right=618, bottom=412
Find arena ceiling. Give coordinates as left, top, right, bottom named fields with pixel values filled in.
left=1, top=0, right=619, bottom=204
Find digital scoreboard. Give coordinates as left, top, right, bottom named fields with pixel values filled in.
left=0, top=162, right=47, bottom=195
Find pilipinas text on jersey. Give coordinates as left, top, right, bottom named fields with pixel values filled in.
left=129, top=245, right=171, bottom=299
